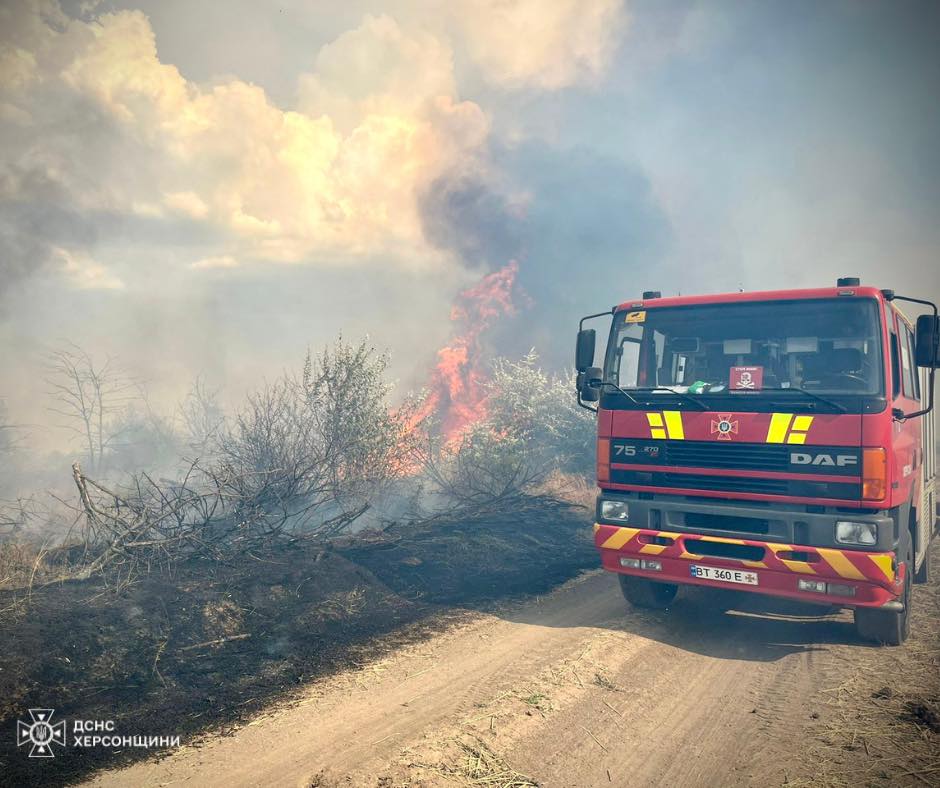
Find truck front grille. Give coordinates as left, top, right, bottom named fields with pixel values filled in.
left=662, top=441, right=790, bottom=471
left=609, top=469, right=860, bottom=500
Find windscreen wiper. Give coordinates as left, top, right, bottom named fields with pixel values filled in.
left=628, top=386, right=709, bottom=411
left=597, top=381, right=640, bottom=406
left=759, top=387, right=847, bottom=413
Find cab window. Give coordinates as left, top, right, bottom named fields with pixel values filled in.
left=890, top=332, right=901, bottom=399
left=902, top=321, right=920, bottom=400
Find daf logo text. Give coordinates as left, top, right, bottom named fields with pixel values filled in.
left=790, top=452, right=858, bottom=467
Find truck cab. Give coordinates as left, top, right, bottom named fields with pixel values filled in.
left=576, top=279, right=939, bottom=645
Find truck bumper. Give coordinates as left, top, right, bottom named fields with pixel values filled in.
left=594, top=523, right=903, bottom=608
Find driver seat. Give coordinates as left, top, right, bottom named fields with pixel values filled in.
left=821, top=347, right=866, bottom=388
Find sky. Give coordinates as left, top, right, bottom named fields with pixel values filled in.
left=1, top=0, right=938, bottom=452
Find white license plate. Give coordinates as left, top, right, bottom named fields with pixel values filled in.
left=690, top=565, right=759, bottom=586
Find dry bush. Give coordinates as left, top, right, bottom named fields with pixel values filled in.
left=416, top=351, right=594, bottom=518
left=16, top=344, right=589, bottom=587
left=61, top=339, right=422, bottom=584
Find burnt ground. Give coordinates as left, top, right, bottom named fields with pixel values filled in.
left=0, top=502, right=595, bottom=788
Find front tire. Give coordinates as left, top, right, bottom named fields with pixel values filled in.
left=855, top=534, right=912, bottom=646
left=618, top=573, right=678, bottom=609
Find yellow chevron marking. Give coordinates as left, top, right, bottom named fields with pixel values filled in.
left=766, top=413, right=793, bottom=443
left=868, top=554, right=895, bottom=583
left=639, top=543, right=667, bottom=555
left=792, top=415, right=814, bottom=432
left=742, top=560, right=768, bottom=569
left=663, top=411, right=685, bottom=440
left=817, top=548, right=866, bottom=581
left=601, top=527, right=640, bottom=550
left=785, top=415, right=814, bottom=443
left=650, top=428, right=667, bottom=440
left=679, top=550, right=702, bottom=560
left=780, top=560, right=817, bottom=575
left=695, top=535, right=746, bottom=545
left=766, top=543, right=816, bottom=574
left=593, top=523, right=600, bottom=535
left=646, top=413, right=664, bottom=427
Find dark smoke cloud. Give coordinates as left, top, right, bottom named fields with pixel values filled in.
left=418, top=142, right=671, bottom=368
left=419, top=172, right=523, bottom=270
left=0, top=166, right=98, bottom=296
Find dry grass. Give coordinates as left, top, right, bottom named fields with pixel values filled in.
left=800, top=549, right=940, bottom=787
left=0, top=540, right=39, bottom=589
left=534, top=470, right=595, bottom=510
left=410, top=735, right=539, bottom=787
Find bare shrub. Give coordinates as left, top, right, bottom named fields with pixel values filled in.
left=179, top=376, right=225, bottom=453
left=45, top=344, right=138, bottom=472
left=0, top=399, right=22, bottom=458
left=62, top=338, right=422, bottom=583
left=215, top=339, right=420, bottom=535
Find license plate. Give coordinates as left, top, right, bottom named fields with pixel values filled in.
left=690, top=565, right=759, bottom=586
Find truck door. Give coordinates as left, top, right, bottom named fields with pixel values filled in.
left=893, top=312, right=926, bottom=565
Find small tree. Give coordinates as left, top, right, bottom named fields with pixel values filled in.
left=0, top=400, right=19, bottom=458
left=216, top=338, right=418, bottom=538
left=45, top=344, right=137, bottom=472
left=179, top=376, right=225, bottom=454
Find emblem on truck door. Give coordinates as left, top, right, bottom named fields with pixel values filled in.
left=710, top=414, right=739, bottom=440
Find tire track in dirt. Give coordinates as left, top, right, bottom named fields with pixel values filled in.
left=84, top=568, right=931, bottom=788
left=85, top=574, right=627, bottom=787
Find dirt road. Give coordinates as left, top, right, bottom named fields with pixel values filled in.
left=85, top=556, right=940, bottom=788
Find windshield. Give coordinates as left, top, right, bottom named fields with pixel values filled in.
left=604, top=298, right=884, bottom=398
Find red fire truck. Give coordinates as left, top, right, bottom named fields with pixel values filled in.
left=575, top=278, right=938, bottom=645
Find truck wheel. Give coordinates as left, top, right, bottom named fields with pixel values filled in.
left=618, top=574, right=677, bottom=609
left=854, top=535, right=912, bottom=646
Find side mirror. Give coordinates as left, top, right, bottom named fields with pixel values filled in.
left=915, top=314, right=940, bottom=368
left=576, top=329, right=596, bottom=373
left=580, top=366, right=603, bottom=402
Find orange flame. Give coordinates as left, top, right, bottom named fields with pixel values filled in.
left=413, top=260, right=519, bottom=443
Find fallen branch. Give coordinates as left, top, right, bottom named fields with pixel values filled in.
left=177, top=633, right=250, bottom=652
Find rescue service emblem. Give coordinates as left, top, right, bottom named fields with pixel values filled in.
left=710, top=414, right=738, bottom=440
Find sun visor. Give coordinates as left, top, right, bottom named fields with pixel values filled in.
left=723, top=339, right=752, bottom=354
left=785, top=336, right=819, bottom=353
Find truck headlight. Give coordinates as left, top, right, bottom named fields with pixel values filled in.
left=600, top=500, right=630, bottom=522
left=835, top=521, right=877, bottom=546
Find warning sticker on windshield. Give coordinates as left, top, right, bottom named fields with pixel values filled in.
left=730, top=366, right=764, bottom=390
left=625, top=311, right=646, bottom=323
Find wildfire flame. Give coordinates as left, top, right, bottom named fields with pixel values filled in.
left=412, top=260, right=519, bottom=443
